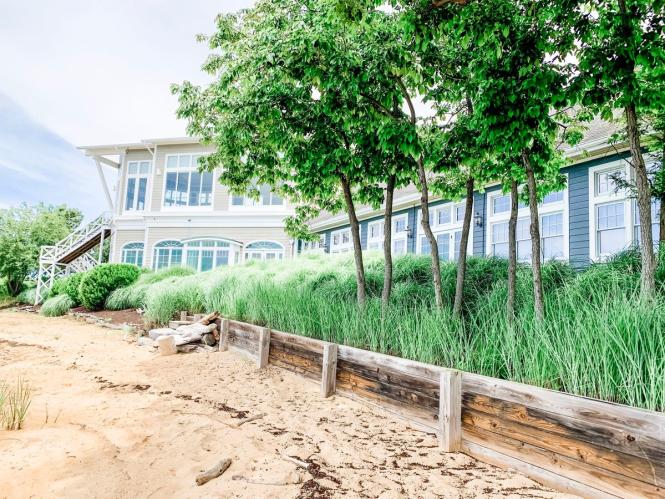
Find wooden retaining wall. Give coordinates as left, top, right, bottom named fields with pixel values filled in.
left=211, top=316, right=664, bottom=498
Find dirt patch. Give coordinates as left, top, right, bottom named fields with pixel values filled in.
left=0, top=311, right=577, bottom=498
left=69, top=307, right=144, bottom=326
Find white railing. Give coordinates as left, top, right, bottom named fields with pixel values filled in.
left=39, top=212, right=112, bottom=263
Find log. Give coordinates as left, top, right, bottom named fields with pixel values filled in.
left=219, top=319, right=229, bottom=352
left=156, top=335, right=177, bottom=356
left=195, top=458, right=232, bottom=486
left=197, top=311, right=220, bottom=325
left=439, top=369, right=461, bottom=452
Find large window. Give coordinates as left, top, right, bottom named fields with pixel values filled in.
left=418, top=200, right=470, bottom=261
left=231, top=184, right=283, bottom=207
left=589, top=164, right=631, bottom=260
left=487, top=184, right=567, bottom=262
left=365, top=214, right=408, bottom=254
left=301, top=235, right=326, bottom=254
left=153, top=240, right=183, bottom=269
left=244, top=241, right=284, bottom=261
left=596, top=202, right=626, bottom=256
left=121, top=242, right=144, bottom=267
left=330, top=228, right=352, bottom=253
left=367, top=220, right=384, bottom=250
left=163, top=154, right=213, bottom=208
left=125, top=161, right=151, bottom=211
left=633, top=199, right=660, bottom=247
left=184, top=239, right=231, bottom=271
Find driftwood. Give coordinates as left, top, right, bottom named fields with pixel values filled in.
left=232, top=412, right=266, bottom=428
left=195, top=458, right=232, bottom=486
left=197, top=312, right=220, bottom=325
left=279, top=453, right=310, bottom=470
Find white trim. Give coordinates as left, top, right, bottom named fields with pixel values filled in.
left=330, top=227, right=353, bottom=254
left=124, top=159, right=154, bottom=213
left=485, top=180, right=569, bottom=262
left=365, top=214, right=409, bottom=255
left=416, top=199, right=473, bottom=261
left=588, top=160, right=633, bottom=261
left=243, top=239, right=286, bottom=262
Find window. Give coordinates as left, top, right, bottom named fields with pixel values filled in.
left=493, top=194, right=510, bottom=215
left=121, top=242, right=144, bottom=267
left=394, top=217, right=407, bottom=233
left=244, top=241, right=284, bottom=261
left=436, top=233, right=450, bottom=260
left=231, top=183, right=283, bottom=207
left=367, top=221, right=384, bottom=250
left=330, top=228, right=352, bottom=253
left=301, top=235, right=326, bottom=253
left=541, top=213, right=564, bottom=259
left=633, top=199, right=660, bottom=248
left=436, top=206, right=451, bottom=225
left=491, top=222, right=509, bottom=258
left=184, top=240, right=231, bottom=271
left=455, top=203, right=466, bottom=222
left=596, top=202, right=625, bottom=256
left=595, top=169, right=621, bottom=196
left=163, top=154, right=213, bottom=208
left=393, top=238, right=407, bottom=255
left=543, top=190, right=564, bottom=204
left=125, top=161, right=151, bottom=211
left=153, top=240, right=183, bottom=269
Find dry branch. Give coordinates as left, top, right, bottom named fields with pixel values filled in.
left=195, top=458, right=232, bottom=486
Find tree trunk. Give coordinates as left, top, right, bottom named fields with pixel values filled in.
left=507, top=180, right=519, bottom=323
left=417, top=157, right=444, bottom=308
left=453, top=177, right=474, bottom=317
left=625, top=104, right=656, bottom=297
left=7, top=276, right=22, bottom=296
left=660, top=191, right=665, bottom=247
left=340, top=174, right=367, bottom=306
left=522, top=151, right=545, bottom=321
left=382, top=175, right=396, bottom=306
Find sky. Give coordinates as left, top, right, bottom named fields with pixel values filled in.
left=0, top=0, right=253, bottom=218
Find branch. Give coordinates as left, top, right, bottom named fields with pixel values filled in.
left=360, top=93, right=394, bottom=118
left=395, top=76, right=417, bottom=125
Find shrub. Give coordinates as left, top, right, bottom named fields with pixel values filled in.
left=40, top=294, right=74, bottom=317
left=63, top=272, right=86, bottom=305
left=78, top=264, right=140, bottom=310
left=16, top=287, right=36, bottom=305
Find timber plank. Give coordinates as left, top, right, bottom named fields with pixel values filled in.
left=337, top=345, right=442, bottom=383
left=270, top=339, right=323, bottom=365
left=270, top=357, right=321, bottom=381
left=228, top=320, right=265, bottom=335
left=463, top=393, right=665, bottom=465
left=463, top=407, right=664, bottom=487
left=337, top=360, right=439, bottom=412
left=463, top=372, right=665, bottom=439
left=269, top=347, right=321, bottom=379
left=463, top=426, right=664, bottom=498
left=270, top=330, right=325, bottom=354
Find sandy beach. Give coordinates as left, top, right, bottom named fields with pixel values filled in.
left=0, top=310, right=575, bottom=498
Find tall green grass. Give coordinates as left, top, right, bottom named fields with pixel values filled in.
left=40, top=294, right=74, bottom=317
left=103, top=251, right=665, bottom=411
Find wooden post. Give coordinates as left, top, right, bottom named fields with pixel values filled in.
left=219, top=319, right=229, bottom=352
left=257, top=327, right=270, bottom=368
left=180, top=310, right=187, bottom=321
left=438, top=369, right=461, bottom=452
left=194, top=313, right=203, bottom=321
left=320, top=343, right=338, bottom=398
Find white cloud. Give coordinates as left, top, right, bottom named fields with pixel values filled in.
left=0, top=0, right=254, bottom=146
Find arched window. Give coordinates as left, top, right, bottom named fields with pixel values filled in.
left=153, top=240, right=183, bottom=269
left=183, top=239, right=232, bottom=271
left=121, top=242, right=144, bottom=267
left=244, top=241, right=285, bottom=262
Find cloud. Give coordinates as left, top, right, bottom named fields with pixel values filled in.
left=0, top=93, right=112, bottom=218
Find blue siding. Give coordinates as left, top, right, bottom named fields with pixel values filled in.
left=473, top=190, right=487, bottom=256
left=407, top=206, right=418, bottom=253
left=565, top=163, right=590, bottom=269
left=359, top=219, right=369, bottom=250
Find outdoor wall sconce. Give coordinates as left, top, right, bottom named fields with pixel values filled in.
left=406, top=225, right=414, bottom=239
left=474, top=212, right=483, bottom=228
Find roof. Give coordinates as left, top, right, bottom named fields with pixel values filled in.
left=78, top=137, right=202, bottom=156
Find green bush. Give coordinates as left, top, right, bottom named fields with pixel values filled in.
left=40, top=294, right=74, bottom=317
left=16, top=287, right=36, bottom=305
left=63, top=272, right=86, bottom=306
left=78, top=264, right=140, bottom=310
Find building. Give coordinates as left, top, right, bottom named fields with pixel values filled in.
left=304, top=119, right=660, bottom=269
left=35, top=137, right=295, bottom=303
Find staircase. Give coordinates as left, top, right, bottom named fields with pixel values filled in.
left=35, top=213, right=113, bottom=304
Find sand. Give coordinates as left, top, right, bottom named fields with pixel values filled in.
left=0, top=310, right=577, bottom=499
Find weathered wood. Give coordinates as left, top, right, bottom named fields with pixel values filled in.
left=269, top=339, right=323, bottom=366
left=156, top=335, right=177, bottom=356
left=463, top=372, right=665, bottom=439
left=228, top=319, right=266, bottom=336
left=463, top=407, right=665, bottom=487
left=463, top=392, right=665, bottom=465
left=337, top=344, right=442, bottom=383
left=195, top=458, right=232, bottom=486
left=257, top=327, right=270, bottom=368
left=439, top=369, right=461, bottom=452
left=269, top=344, right=321, bottom=380
left=270, top=329, right=325, bottom=353
left=180, top=310, right=187, bottom=321
left=462, top=440, right=611, bottom=499
left=320, top=343, right=337, bottom=398
left=463, top=426, right=664, bottom=498
left=219, top=319, right=229, bottom=352
left=193, top=313, right=203, bottom=321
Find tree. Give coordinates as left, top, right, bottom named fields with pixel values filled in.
left=437, top=0, right=577, bottom=320
left=0, top=203, right=83, bottom=295
left=571, top=0, right=665, bottom=296
left=173, top=0, right=413, bottom=306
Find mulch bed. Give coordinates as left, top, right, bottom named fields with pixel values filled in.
left=70, top=307, right=145, bottom=327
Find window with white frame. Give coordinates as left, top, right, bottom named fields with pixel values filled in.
left=153, top=240, right=183, bottom=269
left=589, top=163, right=631, bottom=260
left=184, top=239, right=231, bottom=271
left=365, top=214, right=408, bottom=254
left=487, top=185, right=567, bottom=262
left=367, top=220, right=384, bottom=250
left=163, top=154, right=213, bottom=208
left=125, top=160, right=151, bottom=211
left=121, top=242, right=144, bottom=267
left=330, top=228, right=352, bottom=253
left=301, top=235, right=326, bottom=253
left=419, top=200, right=470, bottom=261
left=633, top=199, right=660, bottom=248
left=244, top=241, right=284, bottom=261
left=231, top=183, right=283, bottom=207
